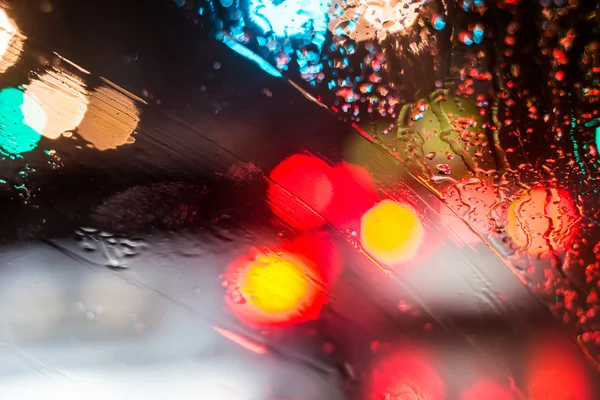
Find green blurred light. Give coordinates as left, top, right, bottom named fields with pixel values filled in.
left=0, top=87, right=46, bottom=156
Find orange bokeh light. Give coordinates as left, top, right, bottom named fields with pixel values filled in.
left=459, top=379, right=515, bottom=400
left=225, top=241, right=330, bottom=327
left=360, top=199, right=424, bottom=265
left=23, top=70, right=89, bottom=139
left=366, top=344, right=445, bottom=400
left=78, top=85, right=140, bottom=150
left=506, top=187, right=580, bottom=255
left=525, top=338, right=593, bottom=400
left=268, top=154, right=333, bottom=230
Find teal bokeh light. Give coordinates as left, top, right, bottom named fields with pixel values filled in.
left=248, top=0, right=328, bottom=47
left=0, top=87, right=46, bottom=156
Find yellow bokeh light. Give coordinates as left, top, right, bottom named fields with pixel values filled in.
left=361, top=199, right=424, bottom=265
left=240, top=254, right=309, bottom=314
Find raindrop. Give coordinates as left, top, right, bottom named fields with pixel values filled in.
left=435, top=164, right=451, bottom=175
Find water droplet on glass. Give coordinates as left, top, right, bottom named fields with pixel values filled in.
left=435, top=163, right=451, bottom=175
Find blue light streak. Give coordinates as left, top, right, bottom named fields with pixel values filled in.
left=222, top=38, right=283, bottom=78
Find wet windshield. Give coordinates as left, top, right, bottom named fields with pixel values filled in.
left=0, top=0, right=598, bottom=398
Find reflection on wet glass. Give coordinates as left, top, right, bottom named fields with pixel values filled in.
left=441, top=179, right=497, bottom=245
left=0, top=87, right=45, bottom=156
left=23, top=69, right=89, bottom=139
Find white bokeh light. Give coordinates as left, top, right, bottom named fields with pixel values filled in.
left=328, top=0, right=424, bottom=42
left=0, top=9, right=24, bottom=74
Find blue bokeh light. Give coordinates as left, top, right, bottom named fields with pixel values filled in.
left=248, top=0, right=329, bottom=47
left=473, top=27, right=484, bottom=44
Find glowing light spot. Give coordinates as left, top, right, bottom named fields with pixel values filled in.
left=0, top=87, right=46, bottom=156
left=460, top=379, right=515, bottom=400
left=361, top=199, right=424, bottom=265
left=0, top=9, right=24, bottom=74
left=328, top=0, right=424, bottom=42
left=366, top=344, right=445, bottom=400
left=324, top=162, right=378, bottom=230
left=268, top=154, right=333, bottom=230
left=77, top=85, right=140, bottom=150
left=459, top=31, right=474, bottom=45
left=243, top=254, right=309, bottom=313
left=595, top=126, right=600, bottom=152
left=225, top=246, right=327, bottom=327
left=23, top=70, right=88, bottom=139
left=473, top=24, right=484, bottom=44
left=506, top=187, right=580, bottom=255
left=249, top=0, right=328, bottom=45
left=525, top=338, right=593, bottom=400
left=222, top=38, right=283, bottom=78
left=433, top=14, right=446, bottom=30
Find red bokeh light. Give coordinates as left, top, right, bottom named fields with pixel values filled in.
left=283, top=230, right=342, bottom=288
left=267, top=154, right=333, bottom=230
left=365, top=343, right=445, bottom=400
left=525, top=337, right=593, bottom=400
left=324, top=162, right=378, bottom=230
left=268, top=153, right=380, bottom=233
left=224, top=233, right=338, bottom=328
